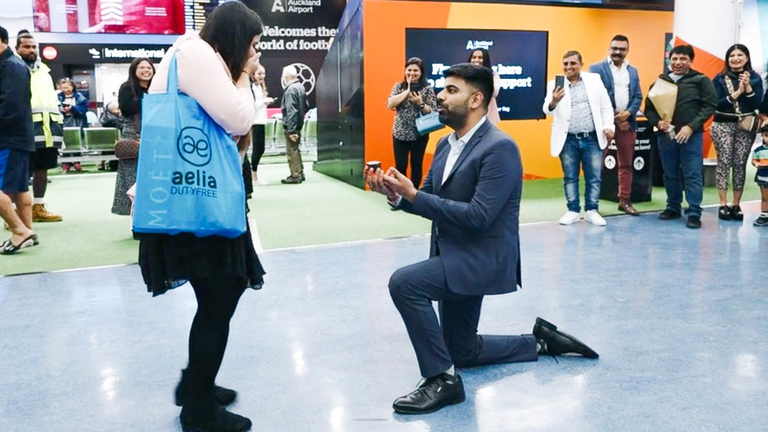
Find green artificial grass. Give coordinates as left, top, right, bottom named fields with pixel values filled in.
left=1, top=162, right=760, bottom=276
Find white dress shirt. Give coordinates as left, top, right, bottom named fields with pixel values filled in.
left=442, top=116, right=487, bottom=185
left=608, top=57, right=630, bottom=112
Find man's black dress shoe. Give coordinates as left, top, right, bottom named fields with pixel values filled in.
left=392, top=373, right=465, bottom=414
left=533, top=317, right=599, bottom=359
left=659, top=209, right=682, bottom=220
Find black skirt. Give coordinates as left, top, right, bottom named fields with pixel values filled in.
left=137, top=220, right=265, bottom=296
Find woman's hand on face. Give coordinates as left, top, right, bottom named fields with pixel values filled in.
left=244, top=51, right=261, bottom=77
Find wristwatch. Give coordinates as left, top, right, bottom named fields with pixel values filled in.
left=419, top=104, right=425, bottom=109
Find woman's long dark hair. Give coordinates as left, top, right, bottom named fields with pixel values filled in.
left=199, top=2, right=264, bottom=79
left=402, top=57, right=427, bottom=86
left=722, top=44, right=753, bottom=75
left=467, top=48, right=492, bottom=69
left=127, top=58, right=155, bottom=96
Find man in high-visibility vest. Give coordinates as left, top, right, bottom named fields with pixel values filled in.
left=16, top=31, right=63, bottom=222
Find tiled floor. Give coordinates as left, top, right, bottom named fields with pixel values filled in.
left=1, top=204, right=766, bottom=432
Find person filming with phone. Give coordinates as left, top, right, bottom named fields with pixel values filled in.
left=544, top=50, right=615, bottom=227
left=387, top=57, right=438, bottom=188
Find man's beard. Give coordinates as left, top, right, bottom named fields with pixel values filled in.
left=22, top=54, right=37, bottom=65
left=438, top=103, right=469, bottom=130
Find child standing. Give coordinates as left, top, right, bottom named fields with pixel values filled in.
left=752, top=126, right=768, bottom=227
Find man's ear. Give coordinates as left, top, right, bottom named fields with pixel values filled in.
left=470, top=91, right=485, bottom=110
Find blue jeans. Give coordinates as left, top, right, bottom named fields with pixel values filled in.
left=657, top=132, right=703, bottom=217
left=559, top=134, right=602, bottom=212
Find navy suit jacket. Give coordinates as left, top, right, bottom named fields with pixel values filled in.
left=589, top=60, right=643, bottom=129
left=399, top=119, right=523, bottom=297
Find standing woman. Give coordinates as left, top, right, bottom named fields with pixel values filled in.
left=468, top=48, right=501, bottom=125
left=711, top=44, right=763, bottom=221
left=387, top=57, right=438, bottom=188
left=58, top=78, right=89, bottom=172
left=251, top=64, right=275, bottom=186
left=112, top=57, right=155, bottom=215
left=137, top=3, right=264, bottom=432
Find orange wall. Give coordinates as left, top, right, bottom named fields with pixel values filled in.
left=363, top=0, right=673, bottom=179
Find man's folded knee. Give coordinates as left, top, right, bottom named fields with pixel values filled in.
left=388, top=267, right=412, bottom=299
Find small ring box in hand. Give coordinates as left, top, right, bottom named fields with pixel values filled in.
left=366, top=161, right=381, bottom=172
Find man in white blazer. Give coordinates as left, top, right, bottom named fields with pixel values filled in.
left=543, top=51, right=615, bottom=226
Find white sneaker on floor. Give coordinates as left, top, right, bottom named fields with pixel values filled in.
left=559, top=211, right=581, bottom=225
left=253, top=179, right=269, bottom=186
left=585, top=210, right=607, bottom=226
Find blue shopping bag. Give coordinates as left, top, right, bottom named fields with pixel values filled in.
left=132, top=52, right=246, bottom=238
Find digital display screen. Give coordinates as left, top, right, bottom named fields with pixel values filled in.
left=32, top=0, right=225, bottom=34
left=406, top=28, right=549, bottom=121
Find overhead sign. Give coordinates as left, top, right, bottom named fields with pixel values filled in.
left=39, top=43, right=171, bottom=65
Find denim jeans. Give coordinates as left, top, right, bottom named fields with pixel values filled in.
left=657, top=131, right=703, bottom=217
left=559, top=134, right=602, bottom=212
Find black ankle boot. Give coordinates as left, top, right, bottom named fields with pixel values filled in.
left=175, top=369, right=237, bottom=407
left=180, top=395, right=252, bottom=432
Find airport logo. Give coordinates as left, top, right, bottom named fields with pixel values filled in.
left=271, top=0, right=320, bottom=14
left=466, top=40, right=494, bottom=50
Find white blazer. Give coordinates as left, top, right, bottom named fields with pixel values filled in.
left=542, top=72, right=615, bottom=157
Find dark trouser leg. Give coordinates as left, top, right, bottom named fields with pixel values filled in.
left=186, top=276, right=246, bottom=397
left=680, top=132, right=704, bottom=217
left=285, top=133, right=303, bottom=178
left=251, top=125, right=266, bottom=172
left=32, top=170, right=47, bottom=199
left=614, top=128, right=636, bottom=200
left=657, top=133, right=683, bottom=213
left=393, top=137, right=411, bottom=178
left=440, top=298, right=537, bottom=369
left=410, top=135, right=429, bottom=188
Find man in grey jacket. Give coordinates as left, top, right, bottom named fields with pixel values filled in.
left=280, top=65, right=307, bottom=184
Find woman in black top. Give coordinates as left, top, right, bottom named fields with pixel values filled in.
left=387, top=57, right=437, bottom=188
left=111, top=58, right=154, bottom=215
left=711, top=44, right=763, bottom=221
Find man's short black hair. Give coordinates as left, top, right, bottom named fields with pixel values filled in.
left=612, top=35, right=629, bottom=45
left=444, top=63, right=494, bottom=110
left=669, top=44, right=695, bottom=61
left=563, top=50, right=583, bottom=63
left=16, top=30, right=34, bottom=48
left=0, top=26, right=8, bottom=45
left=760, top=124, right=768, bottom=134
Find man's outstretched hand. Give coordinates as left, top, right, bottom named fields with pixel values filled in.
left=382, top=168, right=419, bottom=202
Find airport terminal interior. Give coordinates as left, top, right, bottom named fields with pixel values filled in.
left=1, top=0, right=768, bottom=431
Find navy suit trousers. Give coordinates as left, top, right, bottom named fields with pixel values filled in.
left=389, top=256, right=538, bottom=378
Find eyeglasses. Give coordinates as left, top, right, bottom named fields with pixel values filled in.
left=610, top=47, right=628, bottom=52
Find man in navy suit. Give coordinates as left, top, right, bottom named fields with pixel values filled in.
left=589, top=35, right=644, bottom=216
left=366, top=64, right=598, bottom=415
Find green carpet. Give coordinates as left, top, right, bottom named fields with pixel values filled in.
left=1, top=162, right=760, bottom=276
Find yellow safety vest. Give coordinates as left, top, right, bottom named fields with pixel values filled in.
left=27, top=59, right=64, bottom=148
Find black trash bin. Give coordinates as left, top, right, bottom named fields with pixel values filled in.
left=600, top=119, right=654, bottom=203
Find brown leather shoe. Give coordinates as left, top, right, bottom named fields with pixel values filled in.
left=32, top=204, right=63, bottom=222
left=618, top=199, right=640, bottom=216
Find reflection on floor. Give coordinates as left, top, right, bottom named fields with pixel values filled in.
left=1, top=204, right=767, bottom=432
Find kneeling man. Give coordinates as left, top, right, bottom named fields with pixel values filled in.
left=366, top=64, right=598, bottom=415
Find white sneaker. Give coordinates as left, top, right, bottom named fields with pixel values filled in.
left=559, top=211, right=581, bottom=225
left=585, top=210, right=607, bottom=226
left=253, top=179, right=269, bottom=186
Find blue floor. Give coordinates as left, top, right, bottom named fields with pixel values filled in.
left=1, top=204, right=767, bottom=432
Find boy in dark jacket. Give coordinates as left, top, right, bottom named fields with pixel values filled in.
left=0, top=26, right=37, bottom=253
left=645, top=44, right=717, bottom=229
left=280, top=65, right=308, bottom=184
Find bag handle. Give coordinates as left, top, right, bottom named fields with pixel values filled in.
left=166, top=51, right=180, bottom=96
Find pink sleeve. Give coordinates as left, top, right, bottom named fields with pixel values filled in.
left=493, top=73, right=501, bottom=98
left=175, top=40, right=255, bottom=136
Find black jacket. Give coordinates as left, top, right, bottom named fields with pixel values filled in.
left=645, top=70, right=716, bottom=133
left=281, top=81, right=308, bottom=134
left=0, top=47, right=34, bottom=151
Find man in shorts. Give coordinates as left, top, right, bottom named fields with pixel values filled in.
left=0, top=26, right=37, bottom=254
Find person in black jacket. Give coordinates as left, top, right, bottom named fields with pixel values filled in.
left=112, top=58, right=154, bottom=216
left=280, top=65, right=308, bottom=184
left=0, top=26, right=37, bottom=254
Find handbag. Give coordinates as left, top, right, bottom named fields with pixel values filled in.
left=415, top=111, right=444, bottom=136
left=132, top=51, right=246, bottom=238
left=115, top=138, right=139, bottom=159
left=724, top=76, right=759, bottom=133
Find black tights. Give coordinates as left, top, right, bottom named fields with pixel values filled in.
left=32, top=170, right=48, bottom=199
left=186, top=275, right=246, bottom=397
left=393, top=135, right=429, bottom=188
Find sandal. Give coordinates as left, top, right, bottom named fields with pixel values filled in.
left=718, top=206, right=731, bottom=221
left=730, top=205, right=744, bottom=221
left=1, top=234, right=38, bottom=255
